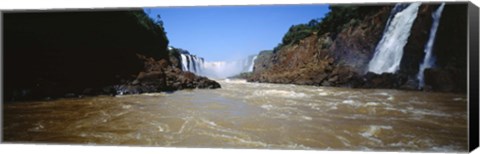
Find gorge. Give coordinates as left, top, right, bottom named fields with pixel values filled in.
left=2, top=2, right=471, bottom=152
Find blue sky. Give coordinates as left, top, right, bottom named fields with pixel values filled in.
left=145, top=4, right=330, bottom=61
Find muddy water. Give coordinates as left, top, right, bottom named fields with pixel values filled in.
left=3, top=79, right=468, bottom=152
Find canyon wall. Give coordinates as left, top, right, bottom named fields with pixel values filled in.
left=4, top=10, right=220, bottom=101
left=249, top=3, right=468, bottom=93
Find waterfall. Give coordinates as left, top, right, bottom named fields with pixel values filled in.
left=367, top=2, right=421, bottom=74
left=179, top=53, right=258, bottom=79
left=189, top=56, right=195, bottom=72
left=248, top=55, right=258, bottom=72
left=383, top=3, right=411, bottom=34
left=180, top=54, right=189, bottom=71
left=180, top=54, right=201, bottom=73
left=417, top=3, right=445, bottom=89
left=194, top=56, right=202, bottom=74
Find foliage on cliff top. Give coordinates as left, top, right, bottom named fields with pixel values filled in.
left=129, top=11, right=169, bottom=57
left=131, top=11, right=169, bottom=48
left=277, top=5, right=385, bottom=50
left=4, top=10, right=173, bottom=100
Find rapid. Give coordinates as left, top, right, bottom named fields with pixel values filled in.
left=3, top=79, right=467, bottom=152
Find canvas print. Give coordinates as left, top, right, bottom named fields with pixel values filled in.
left=2, top=2, right=475, bottom=152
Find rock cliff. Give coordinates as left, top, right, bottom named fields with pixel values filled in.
left=4, top=10, right=220, bottom=101
left=249, top=3, right=468, bottom=93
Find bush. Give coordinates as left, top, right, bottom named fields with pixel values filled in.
left=275, top=5, right=384, bottom=51
left=131, top=11, right=169, bottom=46
left=281, top=24, right=315, bottom=45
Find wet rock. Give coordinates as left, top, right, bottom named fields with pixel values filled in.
left=399, top=78, right=419, bottom=90
left=321, top=81, right=331, bottom=86
left=423, top=68, right=464, bottom=93
left=64, top=93, right=77, bottom=98
left=361, top=72, right=408, bottom=89
left=112, top=59, right=221, bottom=95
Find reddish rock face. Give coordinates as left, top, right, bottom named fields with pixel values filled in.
left=249, top=4, right=468, bottom=93
left=249, top=5, right=393, bottom=87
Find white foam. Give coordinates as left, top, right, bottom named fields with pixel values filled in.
left=387, top=96, right=395, bottom=101
left=342, top=100, right=355, bottom=104
left=365, top=102, right=381, bottom=106
left=254, top=90, right=309, bottom=98
left=283, top=143, right=311, bottom=149
left=360, top=125, right=392, bottom=143
left=361, top=125, right=392, bottom=137
left=122, top=105, right=132, bottom=109
left=409, top=109, right=450, bottom=117
left=201, top=119, right=218, bottom=127
left=342, top=100, right=361, bottom=107
left=431, top=145, right=463, bottom=152
left=377, top=92, right=389, bottom=96
left=385, top=107, right=408, bottom=114
left=306, top=103, right=323, bottom=111
left=141, top=93, right=168, bottom=96
left=318, top=92, right=329, bottom=96
left=28, top=123, right=44, bottom=132
left=389, top=141, right=417, bottom=148
left=158, top=126, right=165, bottom=132
left=261, top=104, right=274, bottom=110
left=301, top=116, right=313, bottom=121
left=175, top=119, right=189, bottom=134
left=336, top=136, right=352, bottom=146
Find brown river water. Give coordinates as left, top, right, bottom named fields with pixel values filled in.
left=3, top=79, right=468, bottom=152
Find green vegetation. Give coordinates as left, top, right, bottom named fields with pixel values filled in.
left=131, top=11, right=169, bottom=48
left=275, top=5, right=384, bottom=52
left=281, top=24, right=316, bottom=46
left=132, top=11, right=163, bottom=31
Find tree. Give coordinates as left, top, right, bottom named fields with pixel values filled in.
left=155, top=14, right=164, bottom=27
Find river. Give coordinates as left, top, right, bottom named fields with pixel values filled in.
left=3, top=79, right=468, bottom=152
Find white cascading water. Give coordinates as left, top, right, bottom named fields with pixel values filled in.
left=188, top=56, right=196, bottom=72
left=180, top=54, right=189, bottom=71
left=417, top=3, right=446, bottom=89
left=180, top=54, right=257, bottom=79
left=248, top=55, right=258, bottom=72
left=382, top=3, right=411, bottom=34
left=367, top=2, right=422, bottom=74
